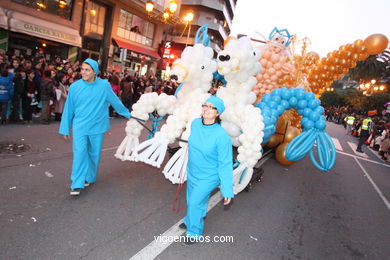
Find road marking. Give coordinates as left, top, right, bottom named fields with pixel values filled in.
left=331, top=137, right=343, bottom=151
left=129, top=153, right=273, bottom=259
left=366, top=146, right=384, bottom=161
left=347, top=142, right=369, bottom=158
left=354, top=157, right=390, bottom=211
left=336, top=150, right=390, bottom=168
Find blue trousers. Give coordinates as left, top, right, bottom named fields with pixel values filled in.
left=71, top=134, right=104, bottom=189
left=184, top=177, right=219, bottom=238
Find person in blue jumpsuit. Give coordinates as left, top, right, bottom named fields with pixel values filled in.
left=181, top=95, right=233, bottom=245
left=59, top=58, right=131, bottom=196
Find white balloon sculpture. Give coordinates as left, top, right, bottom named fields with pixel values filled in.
left=216, top=36, right=264, bottom=194
left=116, top=37, right=266, bottom=195
left=115, top=44, right=217, bottom=184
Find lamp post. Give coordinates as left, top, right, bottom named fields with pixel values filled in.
left=358, top=79, right=387, bottom=96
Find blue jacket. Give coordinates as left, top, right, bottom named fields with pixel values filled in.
left=0, top=72, right=14, bottom=102
left=187, top=118, right=234, bottom=198
left=59, top=77, right=131, bottom=136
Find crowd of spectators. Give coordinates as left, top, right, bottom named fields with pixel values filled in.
left=325, top=106, right=390, bottom=163
left=0, top=49, right=181, bottom=125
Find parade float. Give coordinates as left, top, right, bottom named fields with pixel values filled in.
left=115, top=25, right=389, bottom=194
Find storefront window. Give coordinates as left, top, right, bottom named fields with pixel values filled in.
left=84, top=1, right=106, bottom=37
left=117, top=9, right=154, bottom=47
left=12, top=0, right=73, bottom=20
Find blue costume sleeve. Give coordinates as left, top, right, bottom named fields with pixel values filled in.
left=217, top=134, right=234, bottom=198
left=106, top=84, right=131, bottom=119
left=59, top=86, right=74, bottom=135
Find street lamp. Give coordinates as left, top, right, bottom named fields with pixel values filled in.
left=146, top=1, right=154, bottom=13
left=183, top=11, right=194, bottom=46
left=168, top=0, right=178, bottom=13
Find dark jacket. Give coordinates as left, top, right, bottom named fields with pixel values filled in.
left=40, top=78, right=54, bottom=101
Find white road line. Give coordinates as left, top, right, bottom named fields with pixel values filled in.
left=129, top=153, right=273, bottom=260
left=354, top=157, right=390, bottom=211
left=336, top=150, right=390, bottom=168
left=366, top=146, right=384, bottom=161
left=347, top=142, right=369, bottom=158
left=331, top=137, right=343, bottom=151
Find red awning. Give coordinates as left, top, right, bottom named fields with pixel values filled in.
left=114, top=38, right=160, bottom=59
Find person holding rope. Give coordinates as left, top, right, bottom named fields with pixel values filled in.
left=180, top=95, right=233, bottom=245
left=59, top=58, right=131, bottom=196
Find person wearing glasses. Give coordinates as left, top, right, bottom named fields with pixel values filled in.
left=181, top=95, right=233, bottom=245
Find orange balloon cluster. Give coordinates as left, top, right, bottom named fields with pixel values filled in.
left=307, top=34, right=388, bottom=94
left=253, top=45, right=292, bottom=102
left=266, top=110, right=302, bottom=166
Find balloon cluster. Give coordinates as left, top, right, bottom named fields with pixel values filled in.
left=256, top=87, right=328, bottom=166
left=307, top=34, right=389, bottom=93
left=126, top=93, right=176, bottom=137
left=253, top=40, right=293, bottom=102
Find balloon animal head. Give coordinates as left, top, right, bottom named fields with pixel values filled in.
left=170, top=43, right=216, bottom=94
left=217, top=36, right=262, bottom=83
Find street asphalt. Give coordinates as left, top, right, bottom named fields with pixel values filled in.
left=0, top=118, right=389, bottom=260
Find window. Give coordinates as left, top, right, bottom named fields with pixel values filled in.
left=117, top=9, right=154, bottom=47
left=84, top=1, right=106, bottom=37
left=12, top=0, right=74, bottom=20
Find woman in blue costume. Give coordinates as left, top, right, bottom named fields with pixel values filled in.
left=59, top=58, right=131, bottom=196
left=181, top=95, right=233, bottom=245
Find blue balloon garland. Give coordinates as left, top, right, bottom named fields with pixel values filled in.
left=255, top=87, right=336, bottom=172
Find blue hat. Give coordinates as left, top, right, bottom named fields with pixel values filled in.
left=205, top=95, right=225, bottom=115
left=83, top=58, right=99, bottom=75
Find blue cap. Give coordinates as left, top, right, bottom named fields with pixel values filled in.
left=83, top=58, right=99, bottom=75
left=205, top=95, right=225, bottom=115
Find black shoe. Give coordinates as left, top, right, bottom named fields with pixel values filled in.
left=356, top=149, right=363, bottom=153
left=70, top=188, right=81, bottom=196
left=179, top=223, right=187, bottom=229
left=84, top=181, right=90, bottom=187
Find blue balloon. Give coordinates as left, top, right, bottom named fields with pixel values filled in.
left=270, top=116, right=277, bottom=125
left=281, top=88, right=291, bottom=100
left=315, top=106, right=325, bottom=115
left=303, top=108, right=312, bottom=117
left=262, top=94, right=272, bottom=103
left=262, top=109, right=271, bottom=118
left=295, top=88, right=306, bottom=100
left=305, top=92, right=315, bottom=101
left=297, top=99, right=307, bottom=109
left=289, top=96, right=298, bottom=107
left=281, top=100, right=290, bottom=110
left=271, top=88, right=281, bottom=97
left=298, top=109, right=304, bottom=115
left=303, top=119, right=314, bottom=129
left=255, top=102, right=266, bottom=110
left=289, top=88, right=297, bottom=97
left=272, top=95, right=282, bottom=104
left=268, top=101, right=277, bottom=109
left=309, top=99, right=320, bottom=109
left=310, top=112, right=320, bottom=122
left=271, top=110, right=279, bottom=118
left=263, top=116, right=271, bottom=126
left=276, top=105, right=284, bottom=115
left=315, top=120, right=326, bottom=130
left=320, top=115, right=326, bottom=121
left=301, top=117, right=309, bottom=126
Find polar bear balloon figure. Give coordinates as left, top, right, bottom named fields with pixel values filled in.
left=216, top=36, right=265, bottom=194
left=115, top=43, right=217, bottom=180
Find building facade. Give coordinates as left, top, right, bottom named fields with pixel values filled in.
left=0, top=0, right=183, bottom=75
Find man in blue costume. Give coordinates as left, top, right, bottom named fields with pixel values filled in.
left=59, top=58, right=131, bottom=196
left=181, top=95, right=233, bottom=245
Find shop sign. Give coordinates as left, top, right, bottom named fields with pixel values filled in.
left=23, top=23, right=77, bottom=42
left=163, top=41, right=171, bottom=59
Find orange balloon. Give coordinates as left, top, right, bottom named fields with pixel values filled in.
left=354, top=39, right=364, bottom=48
left=224, top=36, right=237, bottom=47
left=284, top=126, right=301, bottom=143
left=307, top=51, right=320, bottom=61
left=267, top=134, right=282, bottom=148
left=363, top=34, right=389, bottom=55
left=275, top=143, right=294, bottom=166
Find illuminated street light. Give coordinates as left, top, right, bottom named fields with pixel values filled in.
left=168, top=0, right=178, bottom=13
left=374, top=86, right=379, bottom=91
left=379, top=85, right=385, bottom=91
left=371, top=79, right=376, bottom=84
left=183, top=11, right=194, bottom=23
left=90, top=9, right=97, bottom=16
left=146, top=1, right=154, bottom=13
